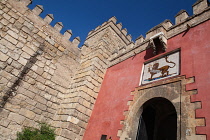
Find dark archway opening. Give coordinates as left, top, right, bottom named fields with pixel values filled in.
left=136, top=97, right=177, bottom=140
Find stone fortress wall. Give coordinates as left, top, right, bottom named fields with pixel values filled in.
left=0, top=0, right=209, bottom=139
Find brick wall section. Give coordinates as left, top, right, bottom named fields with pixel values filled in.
left=0, top=0, right=80, bottom=139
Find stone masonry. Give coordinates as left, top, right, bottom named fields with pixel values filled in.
left=0, top=0, right=81, bottom=139
left=0, top=0, right=210, bottom=139
left=0, top=0, right=131, bottom=139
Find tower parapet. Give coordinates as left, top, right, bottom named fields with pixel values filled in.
left=7, top=0, right=81, bottom=50
left=175, top=10, right=189, bottom=24
left=193, top=0, right=209, bottom=14
left=85, top=16, right=133, bottom=46
left=32, top=5, right=43, bottom=15
left=44, top=14, right=54, bottom=24
left=108, top=0, right=210, bottom=67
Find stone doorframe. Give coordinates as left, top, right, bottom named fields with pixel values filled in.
left=117, top=76, right=206, bottom=140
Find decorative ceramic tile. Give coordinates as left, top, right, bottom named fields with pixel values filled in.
left=141, top=52, right=180, bottom=84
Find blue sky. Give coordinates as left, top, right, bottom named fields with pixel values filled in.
left=28, top=0, right=196, bottom=47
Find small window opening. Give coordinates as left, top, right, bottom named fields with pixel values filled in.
left=153, top=37, right=165, bottom=55
left=149, top=33, right=167, bottom=55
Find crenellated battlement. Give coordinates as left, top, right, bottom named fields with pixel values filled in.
left=85, top=16, right=133, bottom=46
left=108, top=0, right=210, bottom=67
left=7, top=0, right=81, bottom=52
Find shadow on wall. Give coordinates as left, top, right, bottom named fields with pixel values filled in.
left=0, top=44, right=44, bottom=112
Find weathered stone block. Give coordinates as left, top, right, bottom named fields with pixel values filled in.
left=23, top=21, right=34, bottom=31
left=34, top=95, right=47, bottom=105
left=0, top=51, right=9, bottom=61
left=61, top=129, right=77, bottom=139
left=18, top=56, right=27, bottom=65
left=58, top=46, right=65, bottom=52
left=67, top=116, right=80, bottom=124
left=36, top=61, right=45, bottom=68
left=0, top=118, right=10, bottom=127
left=19, top=36, right=27, bottom=43
left=25, top=97, right=37, bottom=106
left=1, top=19, right=9, bottom=25
left=7, top=30, right=18, bottom=39
left=23, top=118, right=34, bottom=127
left=36, top=103, right=47, bottom=111
left=3, top=13, right=11, bottom=20
left=68, top=123, right=81, bottom=134
left=0, top=109, right=10, bottom=118
left=36, top=76, right=46, bottom=84
left=35, top=67, right=44, bottom=76
left=19, top=108, right=36, bottom=119
left=22, top=26, right=31, bottom=35
left=18, top=87, right=36, bottom=99
left=9, top=17, right=15, bottom=23
left=7, top=51, right=20, bottom=60
left=21, top=52, right=30, bottom=59
left=55, top=136, right=69, bottom=140
left=11, top=68, right=19, bottom=76
left=8, top=10, right=19, bottom=19
left=0, top=126, right=11, bottom=137
left=33, top=108, right=42, bottom=115
left=37, top=31, right=46, bottom=39
left=5, top=34, right=18, bottom=45
left=8, top=112, right=25, bottom=124
left=11, top=60, right=22, bottom=69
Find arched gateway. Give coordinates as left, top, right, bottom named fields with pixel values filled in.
left=136, top=97, right=177, bottom=140
left=118, top=76, right=206, bottom=140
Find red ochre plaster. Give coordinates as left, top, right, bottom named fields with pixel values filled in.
left=83, top=20, right=210, bottom=140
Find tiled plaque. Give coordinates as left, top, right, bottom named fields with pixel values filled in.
left=141, top=52, right=180, bottom=84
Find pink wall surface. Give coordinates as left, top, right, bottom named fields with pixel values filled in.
left=83, top=20, right=210, bottom=140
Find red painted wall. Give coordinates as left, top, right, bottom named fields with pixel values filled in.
left=83, top=20, right=210, bottom=140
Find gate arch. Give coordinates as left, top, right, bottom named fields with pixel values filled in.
left=118, top=77, right=206, bottom=140
left=136, top=97, right=177, bottom=140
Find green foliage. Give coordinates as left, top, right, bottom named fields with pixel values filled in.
left=17, top=123, right=56, bottom=140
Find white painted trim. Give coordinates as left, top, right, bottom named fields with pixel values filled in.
left=150, top=32, right=164, bottom=40
left=139, top=64, right=145, bottom=86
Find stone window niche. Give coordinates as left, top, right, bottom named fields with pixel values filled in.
left=149, top=32, right=167, bottom=55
